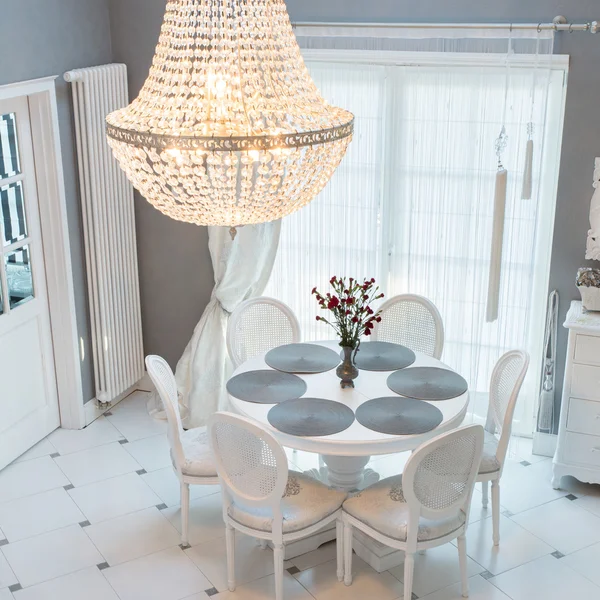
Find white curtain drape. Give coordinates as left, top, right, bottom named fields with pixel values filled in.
left=176, top=222, right=281, bottom=427
left=266, top=30, right=566, bottom=436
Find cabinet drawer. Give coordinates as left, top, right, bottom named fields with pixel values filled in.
left=570, top=364, right=600, bottom=401
left=574, top=334, right=600, bottom=366
left=563, top=432, right=600, bottom=468
left=567, top=398, right=600, bottom=435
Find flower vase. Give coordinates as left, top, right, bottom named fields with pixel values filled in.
left=337, top=346, right=359, bottom=389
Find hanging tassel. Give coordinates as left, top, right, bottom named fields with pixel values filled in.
left=487, top=168, right=507, bottom=323
left=521, top=136, right=534, bottom=200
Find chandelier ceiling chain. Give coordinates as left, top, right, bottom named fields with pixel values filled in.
left=106, top=0, right=354, bottom=230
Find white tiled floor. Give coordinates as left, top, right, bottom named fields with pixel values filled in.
left=2, top=390, right=600, bottom=599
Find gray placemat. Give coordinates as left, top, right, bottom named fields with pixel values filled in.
left=349, top=341, right=416, bottom=372
left=387, top=367, right=468, bottom=401
left=267, top=398, right=355, bottom=436
left=265, top=343, right=341, bottom=374
left=226, top=370, right=307, bottom=404
left=355, top=397, right=443, bottom=435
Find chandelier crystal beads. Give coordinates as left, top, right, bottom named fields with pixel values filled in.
left=106, top=0, right=354, bottom=228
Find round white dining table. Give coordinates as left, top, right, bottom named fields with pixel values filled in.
left=229, top=340, right=469, bottom=492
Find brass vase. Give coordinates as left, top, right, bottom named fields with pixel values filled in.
left=337, top=346, right=359, bottom=389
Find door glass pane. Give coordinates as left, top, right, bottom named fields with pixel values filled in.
left=0, top=113, right=21, bottom=180
left=1, top=181, right=27, bottom=246
left=5, top=244, right=33, bottom=309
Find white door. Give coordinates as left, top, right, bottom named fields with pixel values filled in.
left=0, top=96, right=60, bottom=469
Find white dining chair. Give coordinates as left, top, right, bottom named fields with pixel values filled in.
left=372, top=294, right=445, bottom=359
left=208, top=412, right=346, bottom=600
left=226, top=297, right=301, bottom=368
left=342, top=424, right=484, bottom=600
left=477, top=350, right=530, bottom=546
left=145, top=355, right=219, bottom=546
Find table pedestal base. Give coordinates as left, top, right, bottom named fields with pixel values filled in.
left=279, top=522, right=336, bottom=560
left=322, top=455, right=371, bottom=490
left=278, top=523, right=405, bottom=572
left=353, top=530, right=406, bottom=572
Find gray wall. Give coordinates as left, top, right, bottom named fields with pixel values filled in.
left=108, top=0, right=214, bottom=368
left=108, top=0, right=600, bottom=421
left=1, top=0, right=114, bottom=403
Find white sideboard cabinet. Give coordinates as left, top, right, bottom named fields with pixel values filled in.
left=553, top=301, right=600, bottom=489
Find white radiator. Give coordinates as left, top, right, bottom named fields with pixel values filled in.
left=64, top=64, right=144, bottom=405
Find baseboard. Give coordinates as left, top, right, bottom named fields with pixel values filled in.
left=532, top=431, right=557, bottom=458
left=83, top=375, right=153, bottom=427
left=137, top=372, right=154, bottom=393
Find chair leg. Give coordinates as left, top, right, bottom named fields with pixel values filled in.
left=491, top=480, right=500, bottom=546
left=226, top=523, right=236, bottom=591
left=457, top=535, right=469, bottom=598
left=343, top=521, right=353, bottom=586
left=481, top=480, right=488, bottom=509
left=180, top=482, right=190, bottom=546
left=336, top=520, right=344, bottom=582
left=274, top=543, right=284, bottom=600
left=403, top=553, right=415, bottom=600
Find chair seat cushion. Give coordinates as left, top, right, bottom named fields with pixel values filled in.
left=173, top=427, right=218, bottom=477
left=478, top=431, right=501, bottom=475
left=228, top=471, right=346, bottom=534
left=343, top=475, right=466, bottom=542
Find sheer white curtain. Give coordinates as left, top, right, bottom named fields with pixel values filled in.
left=266, top=36, right=566, bottom=435
left=267, top=62, right=387, bottom=341
left=177, top=222, right=281, bottom=426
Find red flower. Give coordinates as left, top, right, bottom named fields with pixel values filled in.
left=327, top=296, right=340, bottom=309
left=363, top=295, right=369, bottom=300
left=316, top=316, right=321, bottom=321
left=376, top=316, right=382, bottom=322
left=351, top=316, right=359, bottom=323
left=366, top=306, right=374, bottom=315
left=330, top=276, right=337, bottom=284
left=364, top=329, right=372, bottom=336
left=311, top=287, right=317, bottom=294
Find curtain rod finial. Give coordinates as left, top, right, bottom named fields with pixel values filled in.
left=553, top=15, right=568, bottom=25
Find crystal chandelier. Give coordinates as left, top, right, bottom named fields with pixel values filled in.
left=106, top=0, right=354, bottom=233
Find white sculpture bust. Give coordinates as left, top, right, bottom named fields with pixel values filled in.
left=586, top=162, right=600, bottom=261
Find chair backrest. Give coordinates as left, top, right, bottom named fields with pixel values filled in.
left=208, top=412, right=289, bottom=513
left=145, top=355, right=186, bottom=475
left=227, top=297, right=301, bottom=368
left=486, top=350, right=530, bottom=468
left=402, top=425, right=484, bottom=534
left=372, top=294, right=444, bottom=359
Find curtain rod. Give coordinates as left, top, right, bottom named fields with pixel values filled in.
left=292, top=16, right=599, bottom=34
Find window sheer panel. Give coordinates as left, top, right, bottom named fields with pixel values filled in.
left=385, top=65, right=562, bottom=433
left=266, top=53, right=565, bottom=435
left=266, top=63, right=387, bottom=341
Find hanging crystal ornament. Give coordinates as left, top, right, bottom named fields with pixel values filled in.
left=106, top=0, right=354, bottom=233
